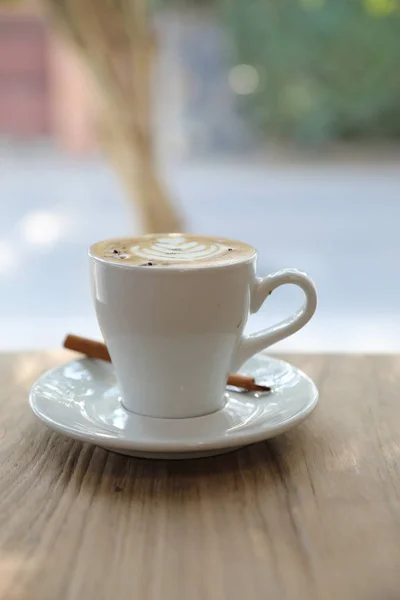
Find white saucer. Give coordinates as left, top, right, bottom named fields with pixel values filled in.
left=29, top=354, right=319, bottom=459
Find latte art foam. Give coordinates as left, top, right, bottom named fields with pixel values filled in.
left=130, top=236, right=230, bottom=262
left=90, top=234, right=256, bottom=268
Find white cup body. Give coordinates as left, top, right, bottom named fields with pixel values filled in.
left=90, top=256, right=255, bottom=418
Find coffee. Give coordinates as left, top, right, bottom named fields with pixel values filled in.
left=90, top=234, right=256, bottom=268
left=89, top=233, right=317, bottom=418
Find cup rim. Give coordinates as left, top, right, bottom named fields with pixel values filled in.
left=88, top=234, right=257, bottom=271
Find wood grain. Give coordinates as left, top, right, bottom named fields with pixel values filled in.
left=1, top=352, right=400, bottom=600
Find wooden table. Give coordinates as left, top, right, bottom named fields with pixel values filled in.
left=1, top=351, right=400, bottom=600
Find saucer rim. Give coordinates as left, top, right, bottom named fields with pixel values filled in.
left=29, top=354, right=319, bottom=454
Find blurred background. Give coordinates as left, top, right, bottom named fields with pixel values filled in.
left=0, top=0, right=399, bottom=352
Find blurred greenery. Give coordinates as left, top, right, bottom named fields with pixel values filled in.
left=221, top=0, right=400, bottom=143
left=156, top=0, right=400, bottom=144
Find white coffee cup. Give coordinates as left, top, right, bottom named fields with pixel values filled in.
left=89, top=235, right=317, bottom=419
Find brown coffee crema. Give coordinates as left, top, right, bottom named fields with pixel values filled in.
left=90, top=234, right=256, bottom=268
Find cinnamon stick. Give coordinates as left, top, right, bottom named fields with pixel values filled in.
left=64, top=334, right=111, bottom=362
left=63, top=334, right=270, bottom=393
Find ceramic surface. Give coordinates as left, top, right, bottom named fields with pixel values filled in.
left=89, top=235, right=317, bottom=418
left=29, top=353, right=319, bottom=459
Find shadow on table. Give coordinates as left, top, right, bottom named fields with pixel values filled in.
left=41, top=424, right=320, bottom=504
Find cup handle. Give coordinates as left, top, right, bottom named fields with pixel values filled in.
left=233, top=268, right=317, bottom=370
